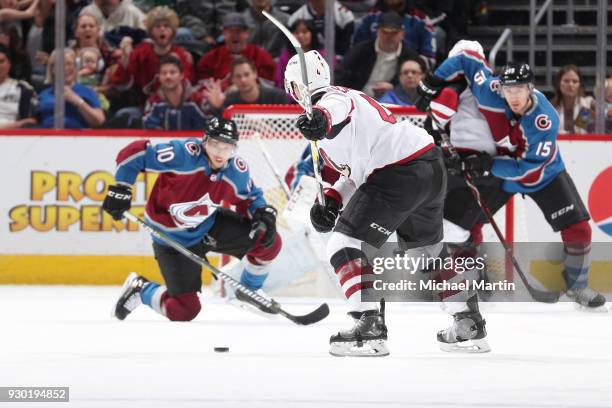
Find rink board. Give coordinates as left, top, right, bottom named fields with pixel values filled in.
left=0, top=131, right=610, bottom=288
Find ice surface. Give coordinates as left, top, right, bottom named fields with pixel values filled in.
left=1, top=286, right=611, bottom=408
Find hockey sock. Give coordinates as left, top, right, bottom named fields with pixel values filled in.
left=240, top=257, right=269, bottom=290
left=330, top=247, right=377, bottom=312
left=140, top=282, right=167, bottom=315
left=561, top=221, right=592, bottom=290
left=432, top=245, right=478, bottom=314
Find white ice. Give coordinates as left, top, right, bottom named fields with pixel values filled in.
left=1, top=286, right=611, bottom=408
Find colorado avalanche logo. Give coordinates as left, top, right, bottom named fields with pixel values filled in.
left=234, top=156, right=248, bottom=172
left=490, top=79, right=500, bottom=94
left=168, top=193, right=220, bottom=229
left=319, top=148, right=351, bottom=178
left=535, top=114, right=552, bottom=131
left=184, top=141, right=201, bottom=156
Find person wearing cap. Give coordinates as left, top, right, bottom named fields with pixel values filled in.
left=111, top=6, right=195, bottom=108
left=353, top=0, right=436, bottom=69
left=197, top=12, right=275, bottom=90
left=336, top=11, right=421, bottom=99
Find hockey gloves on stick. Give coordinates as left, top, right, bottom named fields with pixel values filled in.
left=415, top=74, right=446, bottom=112
left=102, top=185, right=132, bottom=220
left=310, top=196, right=341, bottom=233
left=249, top=205, right=278, bottom=248
left=462, top=152, right=493, bottom=178
left=296, top=108, right=329, bottom=141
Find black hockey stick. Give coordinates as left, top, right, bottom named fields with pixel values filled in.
left=122, top=212, right=330, bottom=325
left=433, top=124, right=561, bottom=303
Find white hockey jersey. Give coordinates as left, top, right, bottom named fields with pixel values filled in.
left=314, top=86, right=434, bottom=205
left=430, top=88, right=497, bottom=156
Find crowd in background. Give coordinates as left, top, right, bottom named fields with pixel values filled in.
left=0, top=0, right=608, bottom=133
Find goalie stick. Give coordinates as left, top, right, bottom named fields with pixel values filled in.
left=262, top=10, right=326, bottom=206
left=122, top=211, right=330, bottom=325
left=432, top=121, right=561, bottom=303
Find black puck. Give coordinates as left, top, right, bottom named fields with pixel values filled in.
left=214, top=347, right=230, bottom=352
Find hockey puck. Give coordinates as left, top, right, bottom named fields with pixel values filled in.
left=214, top=347, right=230, bottom=353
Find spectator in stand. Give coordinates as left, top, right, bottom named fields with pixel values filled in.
left=550, top=65, right=595, bottom=134
left=71, top=13, right=119, bottom=73
left=275, top=19, right=324, bottom=88
left=143, top=55, right=210, bottom=130
left=76, top=47, right=111, bottom=111
left=25, top=0, right=51, bottom=90
left=0, top=23, right=31, bottom=82
left=336, top=12, right=421, bottom=99
left=111, top=6, right=194, bottom=107
left=207, top=56, right=288, bottom=114
left=288, top=0, right=354, bottom=58
left=353, top=0, right=436, bottom=68
left=378, top=57, right=425, bottom=105
left=242, top=0, right=289, bottom=59
left=197, top=12, right=275, bottom=90
left=0, top=44, right=38, bottom=128
left=79, top=0, right=146, bottom=32
left=0, top=0, right=40, bottom=23
left=38, top=48, right=105, bottom=128
left=175, top=0, right=246, bottom=46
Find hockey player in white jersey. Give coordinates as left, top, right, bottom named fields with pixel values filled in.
left=285, top=50, right=490, bottom=356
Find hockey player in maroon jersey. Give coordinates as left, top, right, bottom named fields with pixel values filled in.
left=285, top=50, right=490, bottom=356
left=102, top=118, right=282, bottom=321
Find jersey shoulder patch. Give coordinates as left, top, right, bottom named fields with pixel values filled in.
left=183, top=139, right=202, bottom=156
left=534, top=113, right=553, bottom=131
left=233, top=155, right=249, bottom=173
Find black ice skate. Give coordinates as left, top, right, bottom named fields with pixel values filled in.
left=329, top=299, right=389, bottom=357
left=113, top=272, right=148, bottom=320
left=438, top=295, right=490, bottom=353
left=566, top=287, right=607, bottom=312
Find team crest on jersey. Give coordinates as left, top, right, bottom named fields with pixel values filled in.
left=234, top=156, right=248, bottom=172
left=319, top=148, right=351, bottom=178
left=184, top=141, right=201, bottom=156
left=535, top=114, right=552, bottom=131
left=490, top=79, right=500, bottom=94
left=168, top=193, right=220, bottom=229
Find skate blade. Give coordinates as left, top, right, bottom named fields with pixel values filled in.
left=111, top=272, right=138, bottom=320
left=573, top=303, right=608, bottom=313
left=329, top=340, right=390, bottom=357
left=439, top=338, right=491, bottom=353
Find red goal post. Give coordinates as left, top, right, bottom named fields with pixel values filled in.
left=223, top=104, right=515, bottom=244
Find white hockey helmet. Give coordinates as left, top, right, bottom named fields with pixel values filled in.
left=284, top=50, right=331, bottom=109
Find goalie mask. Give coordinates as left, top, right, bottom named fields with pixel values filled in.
left=284, top=50, right=331, bottom=109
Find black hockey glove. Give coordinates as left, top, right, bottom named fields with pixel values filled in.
left=423, top=116, right=444, bottom=146
left=414, top=74, right=446, bottom=113
left=296, top=108, right=329, bottom=141
left=462, top=152, right=493, bottom=178
left=249, top=205, right=278, bottom=248
left=310, top=196, right=341, bottom=233
left=443, top=151, right=463, bottom=176
left=102, top=185, right=132, bottom=220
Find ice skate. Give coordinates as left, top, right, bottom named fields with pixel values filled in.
left=113, top=272, right=149, bottom=320
left=438, top=296, right=490, bottom=353
left=329, top=300, right=389, bottom=357
left=566, top=287, right=607, bottom=312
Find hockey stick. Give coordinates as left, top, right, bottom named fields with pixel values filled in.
left=433, top=123, right=561, bottom=303
left=262, top=10, right=326, bottom=206
left=253, top=132, right=293, bottom=200
left=122, top=212, right=330, bottom=325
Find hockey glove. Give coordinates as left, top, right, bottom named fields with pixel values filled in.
left=443, top=152, right=463, bottom=176
left=249, top=205, right=278, bottom=248
left=102, top=185, right=132, bottom=220
left=296, top=108, right=329, bottom=141
left=310, top=196, right=341, bottom=233
left=462, top=152, right=493, bottom=178
left=414, top=74, right=446, bottom=113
